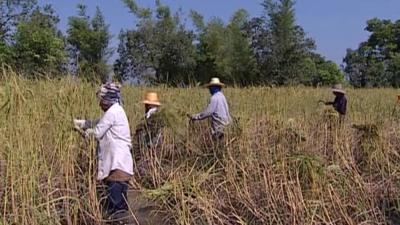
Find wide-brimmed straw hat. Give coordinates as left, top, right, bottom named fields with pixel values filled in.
left=142, top=91, right=161, bottom=106
left=204, top=77, right=225, bottom=87
left=331, top=84, right=345, bottom=94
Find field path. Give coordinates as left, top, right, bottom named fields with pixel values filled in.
left=110, top=189, right=166, bottom=225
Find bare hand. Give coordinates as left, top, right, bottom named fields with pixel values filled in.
left=73, top=119, right=86, bottom=130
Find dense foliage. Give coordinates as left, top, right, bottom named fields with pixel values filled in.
left=114, top=0, right=196, bottom=85
left=67, top=5, right=112, bottom=81
left=344, top=18, right=400, bottom=87
left=1, top=0, right=398, bottom=87
left=0, top=0, right=344, bottom=85
left=12, top=5, right=65, bottom=74
left=115, top=0, right=343, bottom=86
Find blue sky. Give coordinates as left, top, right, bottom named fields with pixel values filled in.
left=38, top=0, right=400, bottom=65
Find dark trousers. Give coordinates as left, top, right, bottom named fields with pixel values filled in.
left=212, top=132, right=224, bottom=141
left=105, top=181, right=129, bottom=214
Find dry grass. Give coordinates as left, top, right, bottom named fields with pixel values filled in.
left=1, top=71, right=400, bottom=224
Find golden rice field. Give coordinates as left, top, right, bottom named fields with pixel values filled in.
left=2, top=72, right=400, bottom=225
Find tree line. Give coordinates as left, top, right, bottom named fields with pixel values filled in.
left=344, top=18, right=400, bottom=88
left=0, top=0, right=397, bottom=87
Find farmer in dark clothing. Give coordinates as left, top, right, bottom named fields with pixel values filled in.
left=323, top=84, right=347, bottom=121
left=133, top=92, right=165, bottom=152
left=133, top=92, right=166, bottom=178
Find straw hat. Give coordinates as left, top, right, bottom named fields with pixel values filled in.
left=142, top=91, right=161, bottom=106
left=204, top=77, right=225, bottom=87
left=331, top=84, right=345, bottom=94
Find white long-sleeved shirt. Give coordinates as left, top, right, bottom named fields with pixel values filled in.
left=93, top=103, right=133, bottom=181
left=193, top=92, right=232, bottom=134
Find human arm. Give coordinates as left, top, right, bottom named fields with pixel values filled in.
left=325, top=96, right=339, bottom=106
left=191, top=97, right=217, bottom=120
left=93, top=112, right=114, bottom=140
left=317, top=99, right=332, bottom=105
left=73, top=119, right=99, bottom=130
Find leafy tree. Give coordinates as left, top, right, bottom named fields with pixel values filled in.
left=305, top=54, right=343, bottom=86
left=0, top=39, right=13, bottom=64
left=0, top=0, right=37, bottom=66
left=114, top=30, right=139, bottom=83
left=192, top=9, right=258, bottom=86
left=12, top=5, right=65, bottom=75
left=243, top=0, right=342, bottom=86
left=344, top=46, right=387, bottom=87
left=67, top=5, right=112, bottom=82
left=344, top=18, right=400, bottom=87
left=0, top=0, right=37, bottom=42
left=314, top=60, right=343, bottom=86
left=225, top=10, right=259, bottom=85
left=245, top=17, right=273, bottom=82
left=387, top=52, right=400, bottom=87
left=260, top=0, right=316, bottom=85
left=192, top=17, right=226, bottom=84
left=115, top=0, right=196, bottom=85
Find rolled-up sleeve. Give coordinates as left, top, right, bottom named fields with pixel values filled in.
left=193, top=98, right=217, bottom=120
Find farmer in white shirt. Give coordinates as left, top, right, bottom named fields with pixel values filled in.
left=73, top=83, right=133, bottom=216
left=189, top=77, right=232, bottom=139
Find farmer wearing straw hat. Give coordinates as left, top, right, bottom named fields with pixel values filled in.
left=189, top=77, right=232, bottom=139
left=73, top=82, right=133, bottom=216
left=133, top=91, right=165, bottom=152
left=321, top=84, right=347, bottom=121
left=132, top=92, right=166, bottom=178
